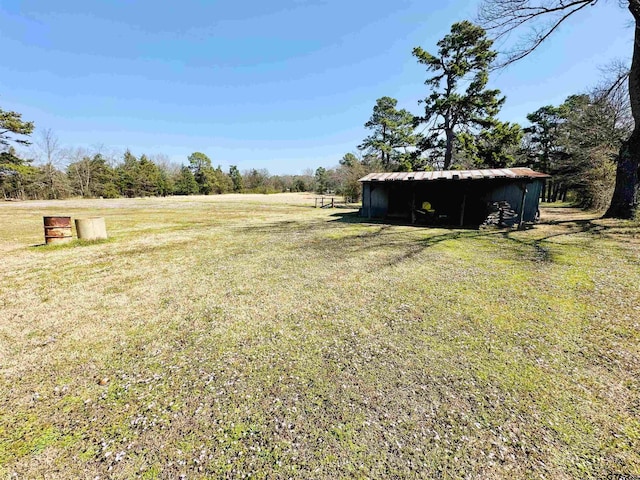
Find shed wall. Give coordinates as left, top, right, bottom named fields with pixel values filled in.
left=362, top=183, right=389, bottom=218
left=524, top=180, right=544, bottom=221
left=361, top=178, right=546, bottom=225
left=488, top=180, right=544, bottom=223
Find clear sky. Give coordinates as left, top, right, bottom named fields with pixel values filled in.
left=0, top=0, right=632, bottom=174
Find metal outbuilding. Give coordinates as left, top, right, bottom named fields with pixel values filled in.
left=359, top=168, right=550, bottom=227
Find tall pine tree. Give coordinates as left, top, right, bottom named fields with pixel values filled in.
left=359, top=97, right=418, bottom=171
left=413, top=21, right=503, bottom=169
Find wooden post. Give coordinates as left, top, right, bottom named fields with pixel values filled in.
left=315, top=198, right=318, bottom=208
left=459, top=194, right=466, bottom=227
left=368, top=184, right=372, bottom=219
left=411, top=187, right=416, bottom=224
left=518, top=183, right=528, bottom=230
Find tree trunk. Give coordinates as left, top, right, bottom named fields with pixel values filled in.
left=552, top=182, right=560, bottom=202
left=444, top=128, right=454, bottom=170
left=605, top=2, right=640, bottom=218
left=605, top=130, right=640, bottom=217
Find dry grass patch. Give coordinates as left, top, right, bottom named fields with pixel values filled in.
left=1, top=196, right=639, bottom=479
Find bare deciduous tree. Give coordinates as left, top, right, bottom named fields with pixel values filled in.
left=66, top=147, right=92, bottom=197
left=479, top=0, right=598, bottom=65
left=479, top=0, right=640, bottom=218
left=594, top=60, right=633, bottom=134
left=32, top=128, right=70, bottom=199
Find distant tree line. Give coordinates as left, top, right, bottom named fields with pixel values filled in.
left=1, top=17, right=635, bottom=213
left=1, top=107, right=374, bottom=201
left=0, top=140, right=325, bottom=200
left=0, top=111, right=379, bottom=202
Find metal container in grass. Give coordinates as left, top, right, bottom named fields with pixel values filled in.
left=43, top=216, right=73, bottom=244
left=75, top=217, right=107, bottom=241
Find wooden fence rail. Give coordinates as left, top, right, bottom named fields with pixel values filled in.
left=314, top=197, right=335, bottom=208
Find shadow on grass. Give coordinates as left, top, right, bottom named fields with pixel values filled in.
left=327, top=210, right=484, bottom=230
left=383, top=230, right=500, bottom=267
left=236, top=206, right=639, bottom=269
left=236, top=219, right=328, bottom=235
left=322, top=210, right=633, bottom=268
left=545, top=217, right=639, bottom=235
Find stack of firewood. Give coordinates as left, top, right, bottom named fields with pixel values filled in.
left=482, top=201, right=518, bottom=227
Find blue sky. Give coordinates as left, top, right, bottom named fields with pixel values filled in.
left=0, top=0, right=632, bottom=174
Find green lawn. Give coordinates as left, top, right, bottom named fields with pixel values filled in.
left=1, top=194, right=639, bottom=479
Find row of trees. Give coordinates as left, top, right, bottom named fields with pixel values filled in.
left=0, top=130, right=373, bottom=201
left=478, top=0, right=639, bottom=218
left=0, top=106, right=378, bottom=201
left=354, top=22, right=514, bottom=173
left=0, top=141, right=326, bottom=200
left=346, top=19, right=633, bottom=212
left=2, top=1, right=638, bottom=216
left=0, top=104, right=375, bottom=201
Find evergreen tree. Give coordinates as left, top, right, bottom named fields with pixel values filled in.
left=413, top=21, right=503, bottom=169
left=359, top=97, right=418, bottom=171
left=210, top=165, right=233, bottom=194
left=188, top=152, right=216, bottom=194
left=173, top=165, right=199, bottom=195
left=339, top=153, right=359, bottom=168
left=116, top=150, right=141, bottom=197
left=458, top=121, right=523, bottom=168
left=292, top=177, right=308, bottom=192
left=137, top=155, right=161, bottom=196
left=0, top=107, right=36, bottom=199
left=1, top=107, right=34, bottom=150
left=229, top=165, right=243, bottom=192
left=557, top=94, right=629, bottom=208
left=523, top=105, right=566, bottom=174
left=0, top=147, right=38, bottom=199
left=314, top=167, right=329, bottom=194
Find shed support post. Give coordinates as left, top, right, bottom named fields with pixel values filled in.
left=368, top=184, right=372, bottom=219
left=411, top=186, right=416, bottom=224
left=518, top=183, right=528, bottom=230
left=459, top=194, right=466, bottom=227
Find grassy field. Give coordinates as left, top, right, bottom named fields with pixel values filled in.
left=1, top=193, right=639, bottom=479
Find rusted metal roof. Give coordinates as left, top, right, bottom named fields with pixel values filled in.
left=359, top=167, right=550, bottom=182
